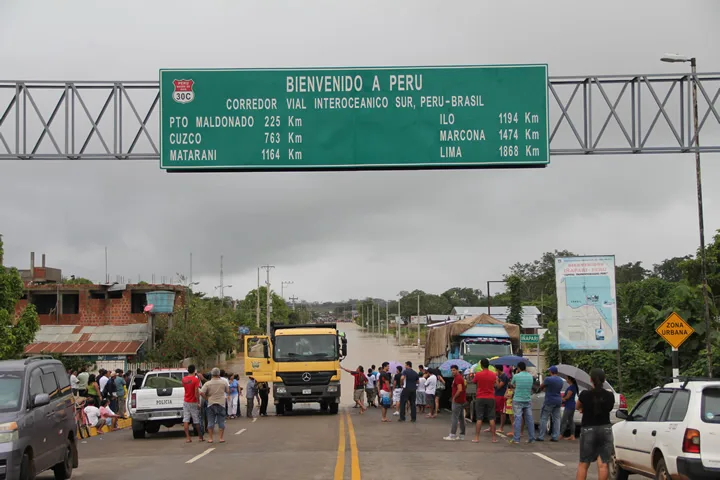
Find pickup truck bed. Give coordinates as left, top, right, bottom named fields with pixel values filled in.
left=127, top=370, right=188, bottom=439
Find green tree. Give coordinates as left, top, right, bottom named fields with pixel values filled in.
left=0, top=238, right=40, bottom=360
left=63, top=276, right=94, bottom=285
left=506, top=275, right=523, bottom=325
left=652, top=256, right=691, bottom=282
left=616, top=261, right=650, bottom=284
left=441, top=287, right=484, bottom=307
left=236, top=286, right=290, bottom=333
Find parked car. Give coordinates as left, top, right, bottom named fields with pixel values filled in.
left=127, top=368, right=188, bottom=439
left=0, top=355, right=78, bottom=480
left=610, top=379, right=720, bottom=479
left=532, top=377, right=627, bottom=436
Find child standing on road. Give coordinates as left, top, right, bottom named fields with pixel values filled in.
left=504, top=383, right=515, bottom=426
left=416, top=372, right=427, bottom=414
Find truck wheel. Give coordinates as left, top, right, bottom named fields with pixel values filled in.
left=329, top=403, right=339, bottom=414
left=132, top=420, right=146, bottom=439
left=145, top=423, right=160, bottom=434
left=320, top=402, right=329, bottom=412
left=276, top=402, right=285, bottom=416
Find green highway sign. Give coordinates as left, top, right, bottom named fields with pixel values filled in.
left=520, top=333, right=540, bottom=343
left=159, top=65, right=549, bottom=171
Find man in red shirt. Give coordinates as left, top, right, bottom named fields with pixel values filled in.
left=443, top=365, right=467, bottom=441
left=182, top=364, right=203, bottom=443
left=472, top=358, right=498, bottom=443
left=341, top=364, right=368, bottom=414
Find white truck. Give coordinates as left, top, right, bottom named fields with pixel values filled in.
left=127, top=368, right=188, bottom=439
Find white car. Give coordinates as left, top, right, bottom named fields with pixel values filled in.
left=611, top=379, right=720, bottom=479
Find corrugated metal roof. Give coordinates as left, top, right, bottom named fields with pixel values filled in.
left=32, top=324, right=148, bottom=344
left=24, top=340, right=143, bottom=356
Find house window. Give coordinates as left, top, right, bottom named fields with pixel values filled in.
left=108, top=290, right=123, bottom=299
left=89, top=290, right=106, bottom=300
left=31, top=294, right=57, bottom=314
left=62, top=293, right=79, bottom=314
left=131, top=292, right=147, bottom=313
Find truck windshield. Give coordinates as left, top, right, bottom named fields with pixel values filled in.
left=274, top=335, right=337, bottom=362
left=465, top=343, right=512, bottom=357
left=0, top=372, right=24, bottom=412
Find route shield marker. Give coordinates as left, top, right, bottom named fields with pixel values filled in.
left=656, top=312, right=694, bottom=349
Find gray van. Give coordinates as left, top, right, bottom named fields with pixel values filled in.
left=0, top=356, right=78, bottom=480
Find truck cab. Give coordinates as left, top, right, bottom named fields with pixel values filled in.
left=458, top=325, right=514, bottom=365
left=245, top=323, right=347, bottom=415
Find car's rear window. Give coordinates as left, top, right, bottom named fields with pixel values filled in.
left=701, top=387, right=720, bottom=423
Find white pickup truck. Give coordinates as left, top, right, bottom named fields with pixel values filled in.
left=127, top=368, right=188, bottom=439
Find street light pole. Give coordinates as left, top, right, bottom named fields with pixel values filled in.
left=661, top=53, right=713, bottom=377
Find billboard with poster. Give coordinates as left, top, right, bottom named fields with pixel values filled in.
left=555, top=255, right=618, bottom=350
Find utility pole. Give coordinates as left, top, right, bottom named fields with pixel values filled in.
left=385, top=300, right=389, bottom=336
left=256, top=267, right=261, bottom=328
left=397, top=298, right=401, bottom=344
left=371, top=302, right=375, bottom=334
left=220, top=255, right=224, bottom=301
left=377, top=302, right=380, bottom=335
left=189, top=252, right=193, bottom=285
left=261, top=265, right=275, bottom=336
left=289, top=295, right=298, bottom=312
left=417, top=294, right=421, bottom=347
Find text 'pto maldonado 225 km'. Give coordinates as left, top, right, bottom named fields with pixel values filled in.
left=159, top=65, right=549, bottom=171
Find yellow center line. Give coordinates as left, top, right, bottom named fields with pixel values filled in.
left=345, top=411, right=361, bottom=480
left=333, top=410, right=346, bottom=480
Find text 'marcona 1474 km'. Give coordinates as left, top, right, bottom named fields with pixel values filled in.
left=159, top=65, right=549, bottom=171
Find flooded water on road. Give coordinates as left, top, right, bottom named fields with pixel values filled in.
left=222, top=322, right=424, bottom=410
left=338, top=322, right=424, bottom=405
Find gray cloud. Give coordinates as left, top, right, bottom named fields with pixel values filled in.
left=1, top=0, right=719, bottom=302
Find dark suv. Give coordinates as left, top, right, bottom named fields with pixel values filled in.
left=0, top=356, right=78, bottom=480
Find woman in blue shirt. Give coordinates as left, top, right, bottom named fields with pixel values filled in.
left=561, top=376, right=579, bottom=440
left=227, top=375, right=240, bottom=419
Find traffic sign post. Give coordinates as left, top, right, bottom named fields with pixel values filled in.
left=159, top=65, right=549, bottom=171
left=657, top=312, right=695, bottom=380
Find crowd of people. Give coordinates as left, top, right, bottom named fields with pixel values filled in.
left=70, top=366, right=131, bottom=435
left=342, top=360, right=616, bottom=480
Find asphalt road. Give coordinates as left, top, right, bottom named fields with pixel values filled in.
left=38, top=324, right=603, bottom=479
left=39, top=406, right=603, bottom=480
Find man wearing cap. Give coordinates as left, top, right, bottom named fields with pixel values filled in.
left=536, top=365, right=564, bottom=442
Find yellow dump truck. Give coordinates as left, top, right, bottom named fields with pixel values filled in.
left=244, top=322, right=347, bottom=415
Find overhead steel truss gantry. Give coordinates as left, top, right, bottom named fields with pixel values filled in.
left=1, top=72, right=719, bottom=160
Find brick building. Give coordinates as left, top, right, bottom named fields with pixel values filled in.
left=15, top=282, right=185, bottom=327
left=11, top=252, right=186, bottom=370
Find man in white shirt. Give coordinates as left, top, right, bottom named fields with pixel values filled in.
left=424, top=370, right=438, bottom=418
left=83, top=400, right=105, bottom=434
left=70, top=371, right=80, bottom=396
left=365, top=367, right=377, bottom=408
left=98, top=370, right=109, bottom=397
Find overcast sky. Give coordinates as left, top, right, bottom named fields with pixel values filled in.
left=1, top=0, right=719, bottom=303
